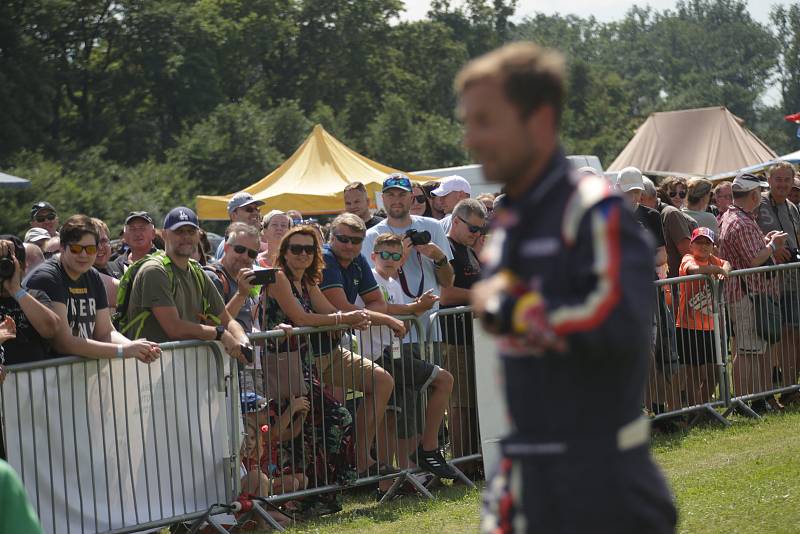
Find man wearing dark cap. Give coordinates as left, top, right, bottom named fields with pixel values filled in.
left=29, top=201, right=59, bottom=237
left=123, top=207, right=249, bottom=362
left=214, top=192, right=265, bottom=259
left=789, top=177, right=800, bottom=207
left=109, top=211, right=157, bottom=277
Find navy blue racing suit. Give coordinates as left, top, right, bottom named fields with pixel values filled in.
left=480, top=150, right=677, bottom=534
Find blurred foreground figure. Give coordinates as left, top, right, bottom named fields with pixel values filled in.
left=457, top=42, right=677, bottom=534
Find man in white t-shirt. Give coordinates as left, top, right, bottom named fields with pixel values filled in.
left=358, top=232, right=455, bottom=480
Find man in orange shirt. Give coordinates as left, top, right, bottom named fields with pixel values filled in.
left=676, top=227, right=731, bottom=405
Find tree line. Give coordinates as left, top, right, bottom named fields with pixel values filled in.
left=1, top=0, right=799, bottom=235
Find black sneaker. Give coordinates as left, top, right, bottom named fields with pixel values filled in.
left=413, top=445, right=458, bottom=479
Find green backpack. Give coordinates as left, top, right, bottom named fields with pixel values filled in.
left=113, top=251, right=219, bottom=339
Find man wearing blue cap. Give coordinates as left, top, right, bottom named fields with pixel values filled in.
left=124, top=207, right=249, bottom=361
left=214, top=192, right=265, bottom=260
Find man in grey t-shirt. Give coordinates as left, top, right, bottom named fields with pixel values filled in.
left=364, top=174, right=455, bottom=343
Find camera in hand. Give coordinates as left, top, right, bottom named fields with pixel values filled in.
left=405, top=229, right=431, bottom=246
left=0, top=254, right=14, bottom=281
left=251, top=268, right=277, bottom=285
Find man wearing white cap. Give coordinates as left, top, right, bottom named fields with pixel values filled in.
left=432, top=175, right=472, bottom=234
left=214, top=192, right=265, bottom=259
left=23, top=227, right=51, bottom=251
left=616, top=167, right=667, bottom=274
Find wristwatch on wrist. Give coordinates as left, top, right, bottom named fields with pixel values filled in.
left=433, top=256, right=447, bottom=267
left=214, top=324, right=225, bottom=341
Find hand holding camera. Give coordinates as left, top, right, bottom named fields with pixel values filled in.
left=0, top=240, right=22, bottom=294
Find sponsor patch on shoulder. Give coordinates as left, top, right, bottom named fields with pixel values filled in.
left=521, top=237, right=560, bottom=257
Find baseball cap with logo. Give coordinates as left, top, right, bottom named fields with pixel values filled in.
left=431, top=175, right=471, bottom=197
left=691, top=227, right=716, bottom=244
left=24, top=227, right=51, bottom=244
left=30, top=201, right=56, bottom=219
left=382, top=173, right=413, bottom=193
left=731, top=172, right=768, bottom=192
left=227, top=192, right=265, bottom=215
left=124, top=211, right=154, bottom=225
left=164, top=207, right=200, bottom=230
left=615, top=167, right=644, bottom=193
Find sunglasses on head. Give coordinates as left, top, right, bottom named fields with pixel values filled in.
left=232, top=244, right=258, bottom=259
left=412, top=195, right=427, bottom=203
left=333, top=233, right=364, bottom=245
left=288, top=244, right=316, bottom=256
left=67, top=243, right=97, bottom=255
left=669, top=190, right=687, bottom=199
left=34, top=213, right=56, bottom=222
left=457, top=215, right=488, bottom=234
left=377, top=250, right=403, bottom=261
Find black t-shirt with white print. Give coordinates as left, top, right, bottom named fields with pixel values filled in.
left=24, top=258, right=108, bottom=341
left=0, top=289, right=52, bottom=365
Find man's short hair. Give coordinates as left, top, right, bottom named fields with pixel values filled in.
left=453, top=198, right=488, bottom=221
left=686, top=177, right=713, bottom=203
left=343, top=182, right=367, bottom=194
left=373, top=233, right=403, bottom=251
left=91, top=217, right=110, bottom=238
left=713, top=181, right=732, bottom=194
left=330, top=212, right=366, bottom=236
left=59, top=215, right=99, bottom=246
left=769, top=161, right=796, bottom=178
left=225, top=222, right=260, bottom=243
left=455, top=41, right=566, bottom=121
left=642, top=176, right=657, bottom=198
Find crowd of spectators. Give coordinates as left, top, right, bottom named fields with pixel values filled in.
left=2, top=161, right=800, bottom=520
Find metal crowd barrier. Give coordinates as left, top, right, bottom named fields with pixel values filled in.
left=648, top=263, right=800, bottom=423
left=0, top=340, right=237, bottom=534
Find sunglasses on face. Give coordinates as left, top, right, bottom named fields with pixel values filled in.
left=232, top=244, right=258, bottom=259
left=288, top=244, right=316, bottom=256
left=669, top=190, right=687, bottom=199
left=457, top=215, right=488, bottom=234
left=333, top=233, right=364, bottom=245
left=240, top=206, right=260, bottom=213
left=67, top=243, right=98, bottom=255
left=412, top=195, right=427, bottom=203
left=377, top=250, right=403, bottom=261
left=34, top=213, right=56, bottom=222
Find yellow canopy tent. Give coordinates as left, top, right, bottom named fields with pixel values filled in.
left=196, top=124, right=441, bottom=219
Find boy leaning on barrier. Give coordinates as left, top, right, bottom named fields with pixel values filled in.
left=360, top=232, right=457, bottom=481
left=676, top=227, right=731, bottom=406
left=21, top=217, right=161, bottom=363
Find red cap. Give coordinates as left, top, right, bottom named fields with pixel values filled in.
left=691, top=227, right=716, bottom=244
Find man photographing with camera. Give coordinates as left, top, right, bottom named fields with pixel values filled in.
left=364, top=174, right=454, bottom=342
left=0, top=236, right=60, bottom=365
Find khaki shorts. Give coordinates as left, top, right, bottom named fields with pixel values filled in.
left=729, top=297, right=767, bottom=355
left=442, top=343, right=476, bottom=408
left=316, top=346, right=382, bottom=391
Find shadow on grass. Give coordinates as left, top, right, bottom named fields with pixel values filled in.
left=280, top=481, right=484, bottom=532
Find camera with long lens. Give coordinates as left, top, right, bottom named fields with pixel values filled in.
left=0, top=253, right=15, bottom=281
left=405, top=229, right=431, bottom=246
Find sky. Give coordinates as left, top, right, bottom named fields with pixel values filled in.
left=399, top=0, right=782, bottom=24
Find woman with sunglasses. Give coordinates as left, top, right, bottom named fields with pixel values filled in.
left=410, top=185, right=433, bottom=217
left=261, top=225, right=369, bottom=511
left=658, top=176, right=699, bottom=278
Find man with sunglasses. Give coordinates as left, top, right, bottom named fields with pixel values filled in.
left=24, top=215, right=161, bottom=362
left=29, top=201, right=59, bottom=237
left=343, top=181, right=384, bottom=229
left=440, top=198, right=487, bottom=477
left=214, top=192, right=265, bottom=260
left=431, top=175, right=472, bottom=234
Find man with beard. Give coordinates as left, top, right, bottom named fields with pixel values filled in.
left=457, top=43, right=676, bottom=533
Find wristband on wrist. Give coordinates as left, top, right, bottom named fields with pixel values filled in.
left=13, top=288, right=27, bottom=301
left=116, top=345, right=124, bottom=359
left=769, top=242, right=777, bottom=253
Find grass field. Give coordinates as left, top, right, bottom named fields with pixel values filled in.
left=260, top=408, right=800, bottom=534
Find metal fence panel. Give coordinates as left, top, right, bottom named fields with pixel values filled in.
left=0, top=341, right=233, bottom=534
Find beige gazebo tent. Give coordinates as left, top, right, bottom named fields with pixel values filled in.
left=196, top=124, right=439, bottom=219
left=607, top=107, right=776, bottom=177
